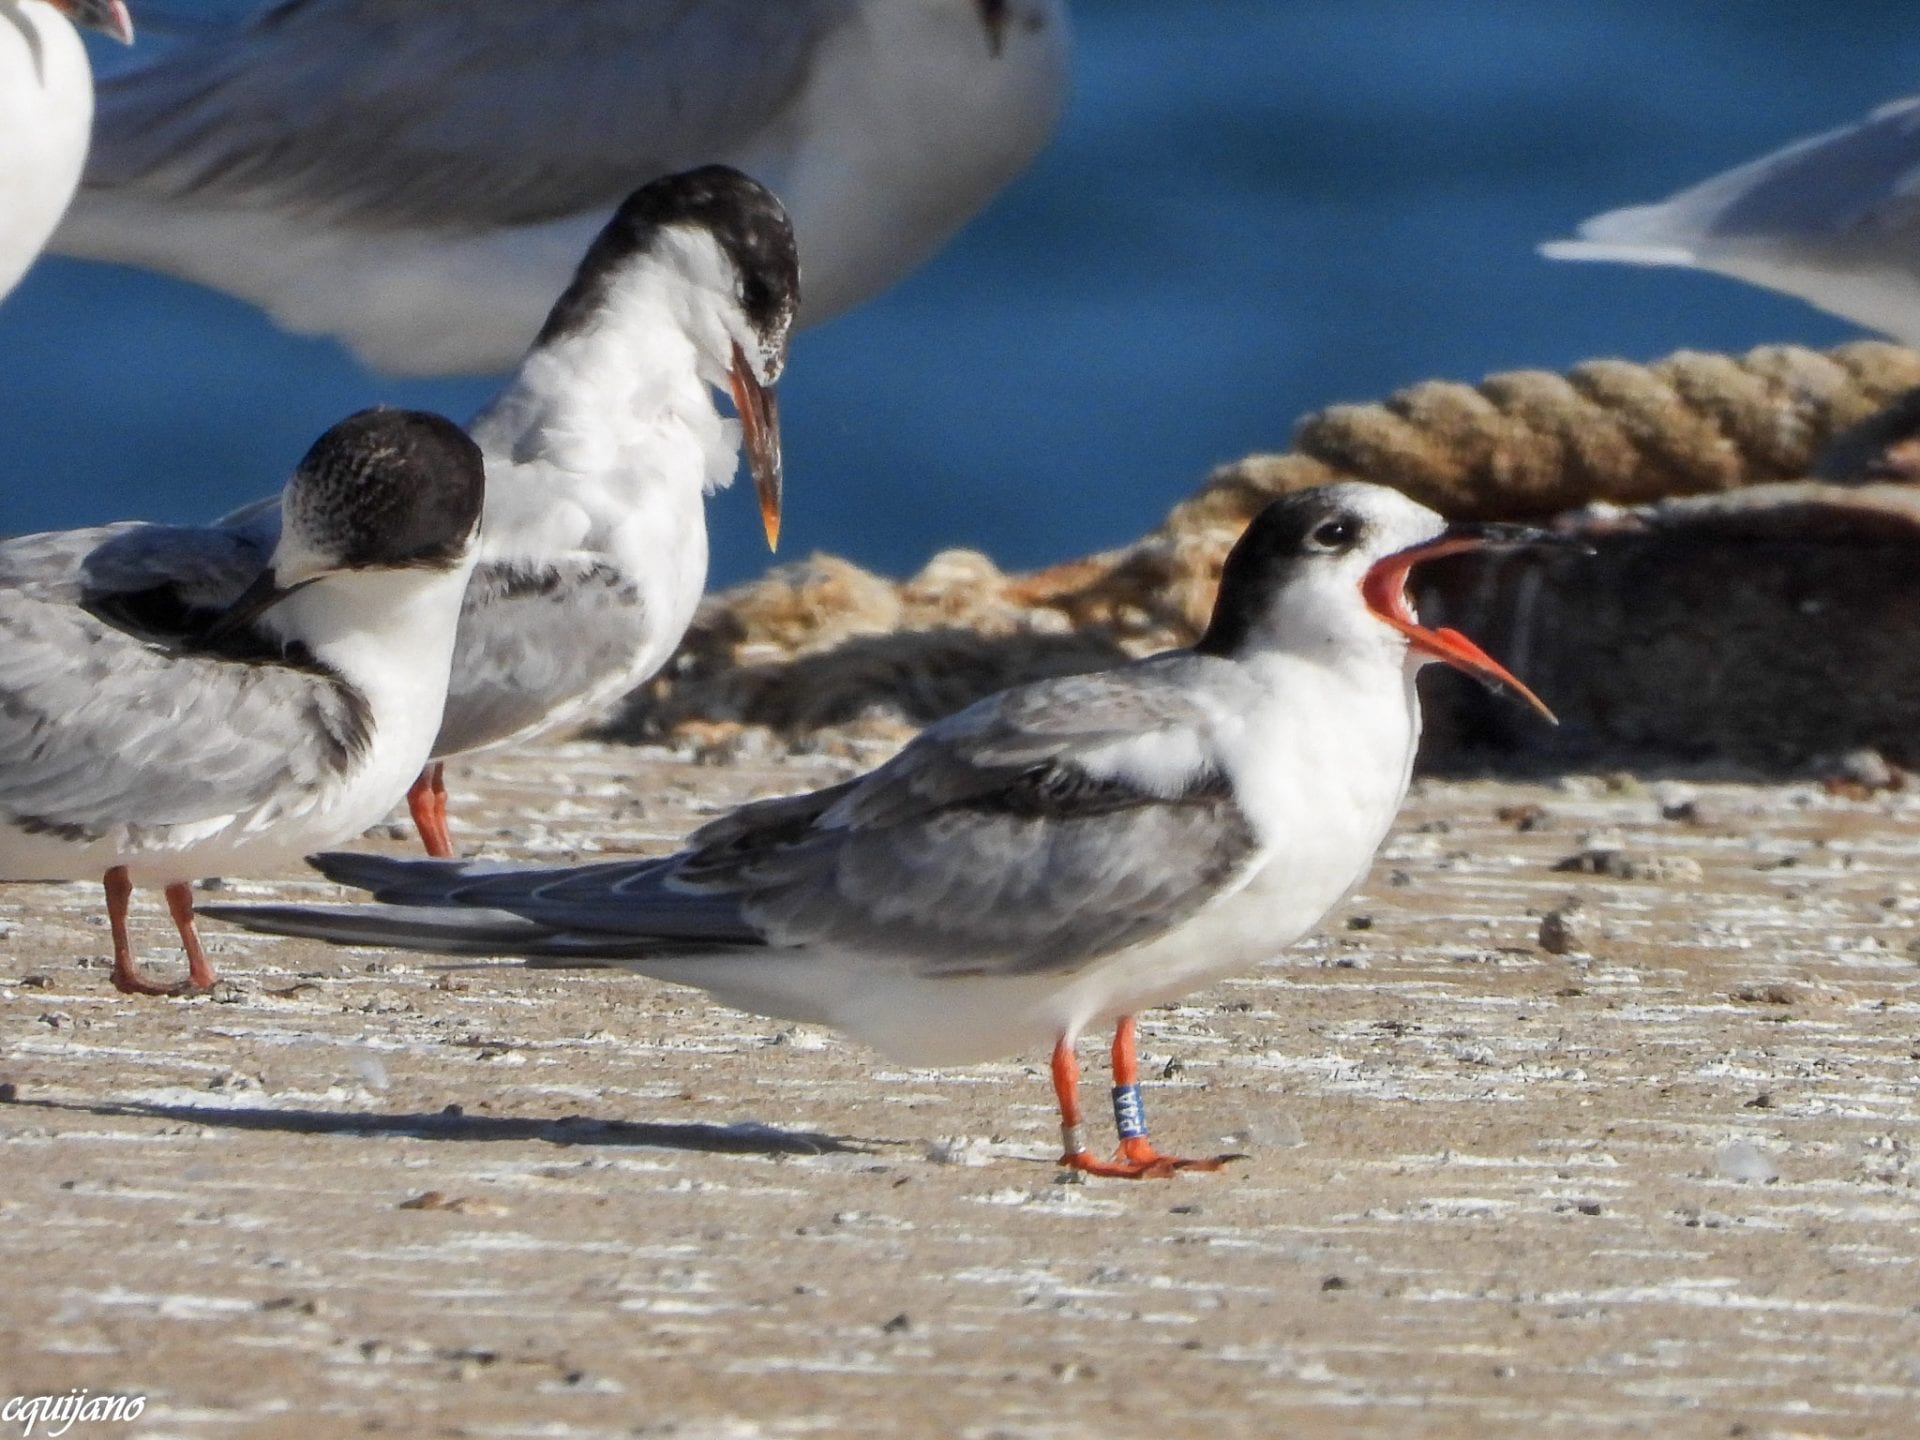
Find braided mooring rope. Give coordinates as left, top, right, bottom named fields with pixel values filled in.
left=1172, top=340, right=1920, bottom=533
left=615, top=341, right=1920, bottom=739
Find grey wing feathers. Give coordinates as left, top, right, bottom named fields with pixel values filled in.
left=234, top=660, right=1262, bottom=976
left=0, top=594, right=369, bottom=841
left=0, top=525, right=135, bottom=593
left=84, top=0, right=840, bottom=229
left=711, top=663, right=1262, bottom=974
left=711, top=755, right=1254, bottom=979
left=654, top=666, right=1259, bottom=976
left=205, top=848, right=759, bottom=958
left=0, top=521, right=265, bottom=617
left=432, top=558, right=650, bottom=758
left=1695, top=97, right=1920, bottom=242
left=820, top=669, right=1230, bottom=831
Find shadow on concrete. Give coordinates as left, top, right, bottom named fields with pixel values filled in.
left=11, top=1095, right=866, bottom=1156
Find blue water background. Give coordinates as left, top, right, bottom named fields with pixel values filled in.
left=3, top=1, right=1916, bottom=585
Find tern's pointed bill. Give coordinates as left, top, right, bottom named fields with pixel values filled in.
left=730, top=341, right=784, bottom=551
left=55, top=0, right=133, bottom=44
left=1360, top=524, right=1562, bottom=724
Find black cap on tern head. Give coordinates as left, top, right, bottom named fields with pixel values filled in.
left=285, top=408, right=486, bottom=571
left=1195, top=488, right=1382, bottom=657
left=1195, top=483, right=1562, bottom=723
left=202, top=408, right=485, bottom=646
left=536, top=165, right=802, bottom=352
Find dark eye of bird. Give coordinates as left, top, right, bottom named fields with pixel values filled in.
left=1311, top=518, right=1357, bottom=551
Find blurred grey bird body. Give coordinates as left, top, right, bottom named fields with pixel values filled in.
left=53, top=0, right=1067, bottom=373
left=1543, top=94, right=1920, bottom=344
left=208, top=484, right=1561, bottom=1068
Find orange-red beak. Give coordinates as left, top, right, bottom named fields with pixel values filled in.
left=728, top=342, right=783, bottom=552
left=58, top=0, right=133, bottom=43
left=1361, top=524, right=1561, bottom=724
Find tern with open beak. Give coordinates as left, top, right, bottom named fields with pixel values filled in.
left=207, top=483, right=1564, bottom=1177
left=7, top=165, right=798, bottom=862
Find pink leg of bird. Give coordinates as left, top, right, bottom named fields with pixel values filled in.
left=406, top=762, right=455, bottom=858
left=164, top=882, right=218, bottom=992
left=105, top=866, right=199, bottom=997
left=1053, top=1018, right=1242, bottom=1179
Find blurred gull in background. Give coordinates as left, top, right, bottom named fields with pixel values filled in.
left=52, top=0, right=1069, bottom=373
left=1544, top=93, right=1920, bottom=346
left=0, top=0, right=133, bottom=300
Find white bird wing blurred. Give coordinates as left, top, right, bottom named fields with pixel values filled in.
left=1543, top=96, right=1920, bottom=270
left=82, top=0, right=842, bottom=229
left=209, top=659, right=1267, bottom=976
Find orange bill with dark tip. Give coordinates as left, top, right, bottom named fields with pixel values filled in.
left=59, top=0, right=134, bottom=43
left=728, top=341, right=783, bottom=551
left=1360, top=530, right=1558, bottom=724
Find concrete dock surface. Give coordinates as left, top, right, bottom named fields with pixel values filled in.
left=3, top=738, right=1917, bottom=1438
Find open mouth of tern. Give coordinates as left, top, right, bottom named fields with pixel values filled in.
left=1360, top=530, right=1558, bottom=724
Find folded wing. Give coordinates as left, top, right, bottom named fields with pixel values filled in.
left=209, top=659, right=1267, bottom=977
left=0, top=591, right=370, bottom=844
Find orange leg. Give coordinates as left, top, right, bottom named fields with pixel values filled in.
left=1107, top=1016, right=1239, bottom=1175
left=407, top=762, right=455, bottom=858
left=430, top=763, right=451, bottom=848
left=164, top=882, right=218, bottom=992
left=1052, top=1020, right=1243, bottom=1180
left=104, top=867, right=182, bottom=997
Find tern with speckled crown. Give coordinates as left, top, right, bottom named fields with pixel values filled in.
left=0, top=409, right=485, bottom=995
left=208, top=483, right=1567, bottom=1178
